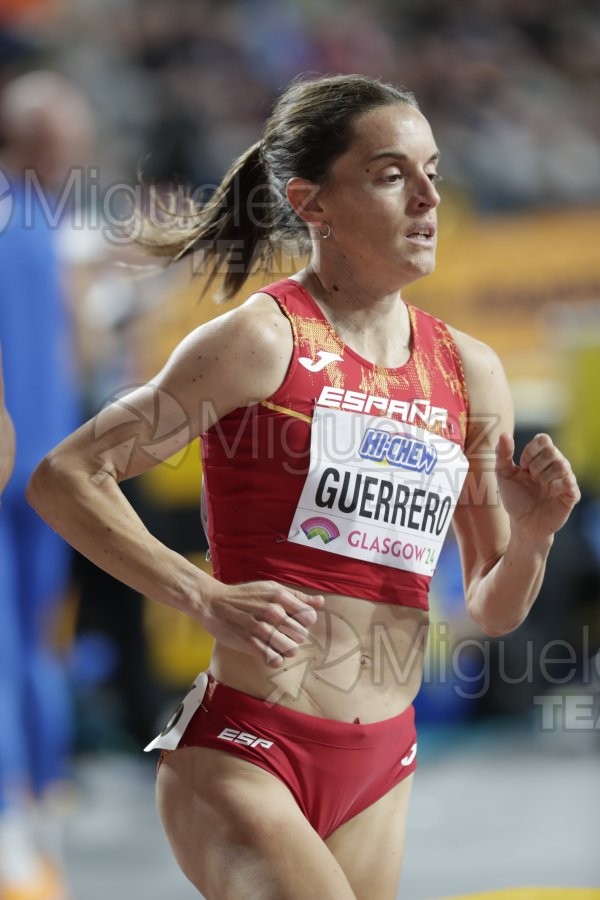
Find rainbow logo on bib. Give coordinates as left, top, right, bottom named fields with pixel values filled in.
left=301, top=517, right=340, bottom=544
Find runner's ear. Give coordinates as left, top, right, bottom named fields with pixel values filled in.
left=285, top=177, right=324, bottom=226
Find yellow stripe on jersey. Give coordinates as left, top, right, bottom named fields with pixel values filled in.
left=260, top=399, right=313, bottom=424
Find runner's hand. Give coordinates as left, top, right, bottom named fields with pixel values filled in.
left=495, top=432, right=580, bottom=542
left=199, top=579, right=325, bottom=668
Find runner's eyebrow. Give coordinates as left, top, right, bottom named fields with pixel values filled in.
left=366, top=150, right=441, bottom=164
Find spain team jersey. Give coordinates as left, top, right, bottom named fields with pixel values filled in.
left=200, top=278, right=470, bottom=611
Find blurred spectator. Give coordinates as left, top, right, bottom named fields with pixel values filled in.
left=0, top=70, right=92, bottom=900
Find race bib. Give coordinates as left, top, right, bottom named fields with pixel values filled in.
left=287, top=407, right=469, bottom=577
left=144, top=670, right=208, bottom=752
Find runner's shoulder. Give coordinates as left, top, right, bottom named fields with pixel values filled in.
left=171, top=291, right=291, bottom=373
left=446, top=324, right=507, bottom=394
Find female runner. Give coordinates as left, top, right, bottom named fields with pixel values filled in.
left=27, top=75, right=580, bottom=900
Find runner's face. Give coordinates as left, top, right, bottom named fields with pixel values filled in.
left=319, top=104, right=441, bottom=285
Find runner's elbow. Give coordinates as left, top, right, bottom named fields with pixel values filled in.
left=26, top=451, right=73, bottom=517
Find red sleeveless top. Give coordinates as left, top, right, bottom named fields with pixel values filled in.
left=200, top=278, right=470, bottom=611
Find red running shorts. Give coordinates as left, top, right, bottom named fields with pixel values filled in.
left=151, top=672, right=417, bottom=840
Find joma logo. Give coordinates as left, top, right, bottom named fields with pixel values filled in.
left=217, top=728, right=274, bottom=750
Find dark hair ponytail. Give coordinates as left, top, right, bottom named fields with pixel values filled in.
left=136, top=140, right=273, bottom=300
left=138, top=74, right=417, bottom=301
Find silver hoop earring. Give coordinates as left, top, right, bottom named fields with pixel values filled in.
left=318, top=222, right=331, bottom=239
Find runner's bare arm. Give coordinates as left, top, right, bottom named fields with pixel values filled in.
left=0, top=349, right=16, bottom=493
left=450, top=331, right=579, bottom=637
left=27, top=294, right=324, bottom=665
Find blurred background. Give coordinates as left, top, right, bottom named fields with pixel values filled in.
left=0, top=0, right=599, bottom=898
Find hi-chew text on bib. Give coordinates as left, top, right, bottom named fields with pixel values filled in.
left=287, top=407, right=469, bottom=576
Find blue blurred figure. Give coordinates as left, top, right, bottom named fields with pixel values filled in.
left=0, top=71, right=92, bottom=900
